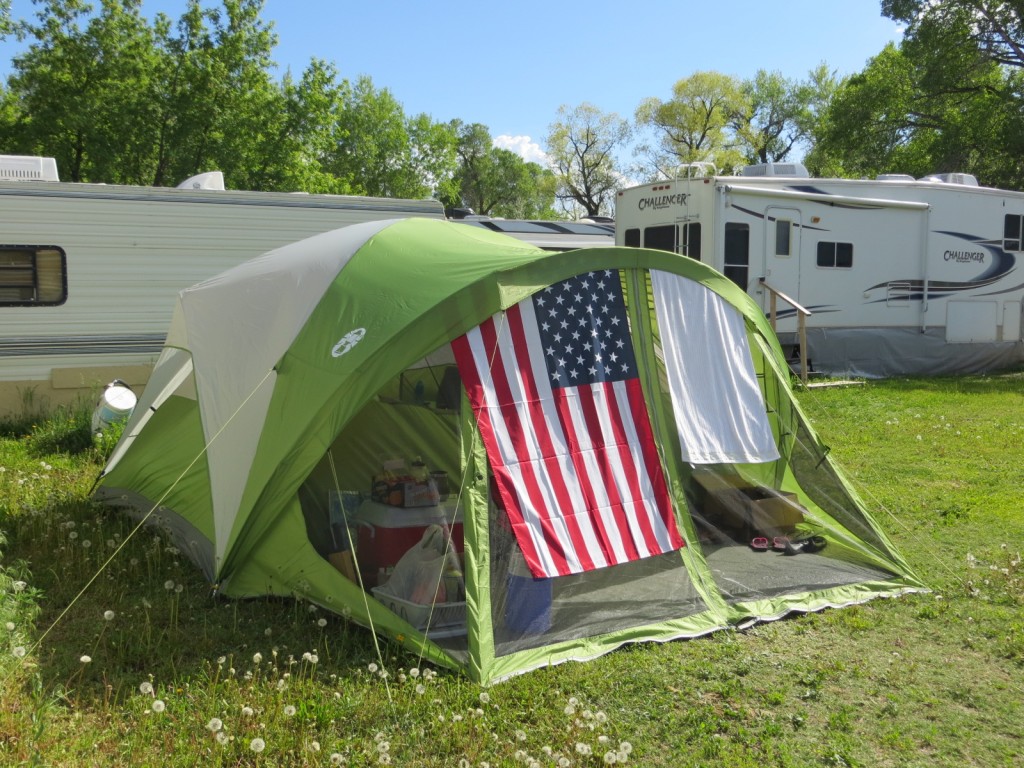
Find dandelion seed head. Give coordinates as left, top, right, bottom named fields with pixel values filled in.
left=5, top=622, right=14, bottom=631
left=164, top=580, right=175, bottom=590
left=103, top=610, right=115, bottom=621
left=139, top=681, right=154, bottom=695
left=619, top=741, right=633, bottom=754
left=151, top=699, right=166, bottom=713
left=479, top=691, right=490, bottom=704
left=284, top=705, right=296, bottom=717
left=80, top=655, right=92, bottom=663
left=13, top=647, right=26, bottom=658
left=330, top=754, right=345, bottom=766
left=516, top=729, right=527, bottom=741
left=12, top=581, right=26, bottom=592
left=253, top=652, right=262, bottom=664
left=241, top=706, right=254, bottom=717
left=317, top=618, right=327, bottom=627
left=250, top=737, right=266, bottom=753
left=604, top=751, right=618, bottom=764
left=368, top=662, right=379, bottom=673
left=216, top=731, right=229, bottom=745
left=415, top=684, right=426, bottom=695
left=207, top=717, right=223, bottom=732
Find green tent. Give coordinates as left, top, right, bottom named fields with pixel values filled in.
left=95, top=218, right=925, bottom=684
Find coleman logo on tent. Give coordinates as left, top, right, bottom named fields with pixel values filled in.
left=331, top=328, right=366, bottom=357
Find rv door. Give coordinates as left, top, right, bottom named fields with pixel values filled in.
left=761, top=207, right=802, bottom=314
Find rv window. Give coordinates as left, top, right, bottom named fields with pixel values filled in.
left=643, top=225, right=677, bottom=253
left=623, top=228, right=641, bottom=247
left=682, top=223, right=701, bottom=261
left=775, top=220, right=791, bottom=256
left=1003, top=214, right=1022, bottom=251
left=0, top=246, right=67, bottom=306
left=723, top=223, right=749, bottom=288
left=816, top=241, right=854, bottom=269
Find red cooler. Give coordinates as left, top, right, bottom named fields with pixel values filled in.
left=348, top=500, right=464, bottom=587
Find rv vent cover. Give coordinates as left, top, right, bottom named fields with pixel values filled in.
left=740, top=162, right=810, bottom=178
left=876, top=174, right=915, bottom=181
left=0, top=155, right=59, bottom=182
left=176, top=171, right=225, bottom=191
left=919, top=172, right=979, bottom=186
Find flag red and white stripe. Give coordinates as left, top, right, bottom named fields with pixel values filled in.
left=452, top=270, right=683, bottom=578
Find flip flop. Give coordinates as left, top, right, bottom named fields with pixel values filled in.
left=749, top=537, right=770, bottom=551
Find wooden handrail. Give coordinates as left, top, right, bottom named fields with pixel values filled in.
left=758, top=278, right=812, bottom=387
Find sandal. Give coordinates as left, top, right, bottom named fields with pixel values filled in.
left=772, top=536, right=790, bottom=552
left=749, top=537, right=770, bottom=551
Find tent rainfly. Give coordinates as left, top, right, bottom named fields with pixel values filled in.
left=95, top=217, right=926, bottom=684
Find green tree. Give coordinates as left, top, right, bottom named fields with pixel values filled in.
left=325, top=75, right=451, bottom=199
left=809, top=3, right=1024, bottom=187
left=146, top=0, right=281, bottom=188
left=634, top=70, right=747, bottom=178
left=884, top=0, right=1024, bottom=69
left=447, top=121, right=556, bottom=218
left=545, top=103, right=630, bottom=217
left=732, top=68, right=839, bottom=165
left=3, top=0, right=158, bottom=182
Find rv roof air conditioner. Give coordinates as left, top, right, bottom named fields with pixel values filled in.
left=918, top=172, right=979, bottom=186
left=176, top=171, right=225, bottom=191
left=0, top=155, right=59, bottom=182
left=740, top=162, right=810, bottom=178
left=876, top=173, right=916, bottom=182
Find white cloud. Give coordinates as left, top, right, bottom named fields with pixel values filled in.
left=493, top=135, right=550, bottom=166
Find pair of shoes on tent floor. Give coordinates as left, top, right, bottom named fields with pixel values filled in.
left=749, top=534, right=827, bottom=554
left=782, top=534, right=827, bottom=556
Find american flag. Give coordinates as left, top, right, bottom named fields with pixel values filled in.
left=452, top=269, right=683, bottom=578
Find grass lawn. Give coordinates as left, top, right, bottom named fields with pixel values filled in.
left=1, top=373, right=1021, bottom=767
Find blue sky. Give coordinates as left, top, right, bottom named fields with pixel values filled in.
left=3, top=0, right=904, bottom=163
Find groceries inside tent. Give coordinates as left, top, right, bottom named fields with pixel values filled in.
left=94, top=218, right=925, bottom=684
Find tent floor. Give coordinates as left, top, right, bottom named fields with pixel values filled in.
left=702, top=540, right=896, bottom=603
left=426, top=541, right=896, bottom=660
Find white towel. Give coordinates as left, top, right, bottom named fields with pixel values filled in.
left=651, top=271, right=780, bottom=464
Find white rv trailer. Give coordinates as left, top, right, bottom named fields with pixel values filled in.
left=0, top=155, right=446, bottom=416
left=615, top=163, right=1024, bottom=377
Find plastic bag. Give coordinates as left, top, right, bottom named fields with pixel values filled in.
left=379, top=525, right=454, bottom=604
